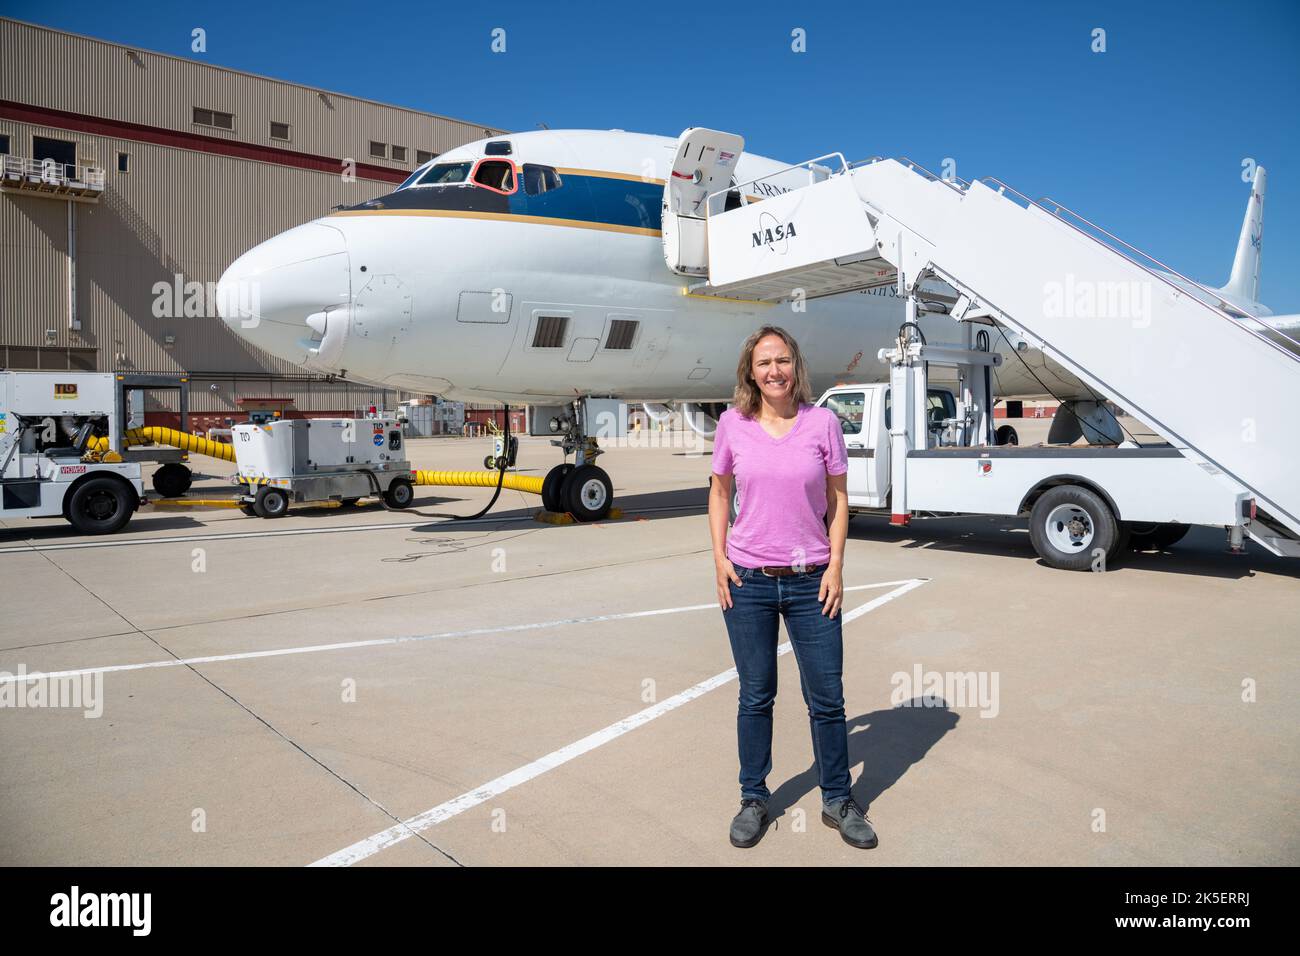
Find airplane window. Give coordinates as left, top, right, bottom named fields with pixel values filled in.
left=473, top=159, right=515, bottom=193
left=415, top=162, right=473, bottom=187
left=522, top=164, right=563, bottom=196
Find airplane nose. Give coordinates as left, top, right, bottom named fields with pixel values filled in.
left=217, top=221, right=351, bottom=365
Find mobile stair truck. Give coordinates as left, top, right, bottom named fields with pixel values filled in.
left=231, top=416, right=415, bottom=518
left=0, top=371, right=144, bottom=534
left=666, top=128, right=1300, bottom=570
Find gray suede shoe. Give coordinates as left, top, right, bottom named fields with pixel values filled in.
left=822, top=798, right=878, bottom=848
left=729, top=798, right=769, bottom=848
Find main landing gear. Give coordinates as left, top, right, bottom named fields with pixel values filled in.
left=540, top=402, right=614, bottom=521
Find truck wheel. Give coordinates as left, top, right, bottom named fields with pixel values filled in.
left=239, top=502, right=258, bottom=517
left=151, top=463, right=192, bottom=498
left=995, top=425, right=1019, bottom=446
left=562, top=464, right=613, bottom=521
left=254, top=486, right=289, bottom=518
left=542, top=463, right=574, bottom=513
left=383, top=478, right=415, bottom=510
left=1029, top=485, right=1119, bottom=571
left=67, top=476, right=134, bottom=535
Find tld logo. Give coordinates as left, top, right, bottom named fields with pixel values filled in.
left=751, top=211, right=797, bottom=254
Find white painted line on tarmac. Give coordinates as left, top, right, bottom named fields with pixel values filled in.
left=0, top=580, right=926, bottom=686
left=309, top=577, right=929, bottom=867
left=0, top=504, right=705, bottom=554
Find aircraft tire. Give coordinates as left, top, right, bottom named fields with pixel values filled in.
left=561, top=464, right=612, bottom=521
left=542, top=463, right=574, bottom=513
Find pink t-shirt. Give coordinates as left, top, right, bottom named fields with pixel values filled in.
left=711, top=402, right=848, bottom=568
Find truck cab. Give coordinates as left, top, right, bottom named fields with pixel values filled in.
left=816, top=382, right=956, bottom=510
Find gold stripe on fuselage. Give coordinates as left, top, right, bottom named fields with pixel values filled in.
left=555, top=167, right=666, bottom=186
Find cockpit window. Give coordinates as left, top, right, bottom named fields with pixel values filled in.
left=522, top=164, right=563, bottom=196
left=402, top=161, right=473, bottom=189
left=472, top=159, right=515, bottom=193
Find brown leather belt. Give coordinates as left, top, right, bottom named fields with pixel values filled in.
left=760, top=564, right=824, bottom=576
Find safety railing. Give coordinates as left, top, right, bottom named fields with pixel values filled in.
left=1, top=154, right=106, bottom=190
left=979, top=175, right=1300, bottom=354
left=898, top=156, right=970, bottom=193
left=705, top=152, right=850, bottom=216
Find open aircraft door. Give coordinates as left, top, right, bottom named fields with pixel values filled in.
left=662, top=127, right=744, bottom=277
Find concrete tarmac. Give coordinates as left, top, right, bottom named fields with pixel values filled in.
left=1, top=432, right=1295, bottom=866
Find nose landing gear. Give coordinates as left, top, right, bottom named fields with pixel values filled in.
left=541, top=403, right=614, bottom=521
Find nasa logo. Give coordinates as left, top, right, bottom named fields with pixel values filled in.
left=751, top=212, right=798, bottom=254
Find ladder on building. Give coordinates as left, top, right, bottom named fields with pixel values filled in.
left=677, top=140, right=1300, bottom=549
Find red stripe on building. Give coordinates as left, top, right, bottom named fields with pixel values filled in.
left=0, top=99, right=408, bottom=184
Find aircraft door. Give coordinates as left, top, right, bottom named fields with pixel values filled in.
left=662, top=127, right=745, bottom=277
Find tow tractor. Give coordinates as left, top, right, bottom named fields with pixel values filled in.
left=810, top=325, right=1263, bottom=570
left=0, top=371, right=143, bottom=534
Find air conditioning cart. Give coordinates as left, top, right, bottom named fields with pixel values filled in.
left=231, top=417, right=415, bottom=518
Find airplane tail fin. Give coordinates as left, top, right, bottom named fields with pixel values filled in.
left=1223, top=165, right=1266, bottom=303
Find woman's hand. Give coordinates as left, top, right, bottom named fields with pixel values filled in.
left=819, top=561, right=844, bottom=618
left=717, top=557, right=743, bottom=610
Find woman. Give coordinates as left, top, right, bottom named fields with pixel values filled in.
left=708, top=325, right=877, bottom=850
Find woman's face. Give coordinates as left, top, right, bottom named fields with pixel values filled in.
left=751, top=334, right=795, bottom=406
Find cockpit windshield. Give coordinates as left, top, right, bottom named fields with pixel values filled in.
left=398, top=161, right=474, bottom=190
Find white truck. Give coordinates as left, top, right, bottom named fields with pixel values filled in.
left=0, top=371, right=143, bottom=534
left=804, top=335, right=1273, bottom=571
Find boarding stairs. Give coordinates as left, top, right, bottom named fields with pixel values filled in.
left=661, top=129, right=1300, bottom=551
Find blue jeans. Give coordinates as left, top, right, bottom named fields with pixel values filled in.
left=721, top=563, right=851, bottom=807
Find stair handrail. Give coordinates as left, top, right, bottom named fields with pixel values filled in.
left=706, top=152, right=849, bottom=214
left=897, top=156, right=969, bottom=194
left=979, top=176, right=1300, bottom=358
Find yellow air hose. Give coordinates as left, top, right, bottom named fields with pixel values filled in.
left=413, top=470, right=544, bottom=495
left=90, top=427, right=236, bottom=462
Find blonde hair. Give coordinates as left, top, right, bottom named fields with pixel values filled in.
left=732, top=325, right=813, bottom=418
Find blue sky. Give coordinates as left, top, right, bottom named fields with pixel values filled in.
left=10, top=0, right=1300, bottom=310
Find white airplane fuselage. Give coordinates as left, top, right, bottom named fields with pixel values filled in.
left=217, top=130, right=1077, bottom=405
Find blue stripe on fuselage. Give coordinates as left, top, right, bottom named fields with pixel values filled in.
left=507, top=174, right=663, bottom=232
